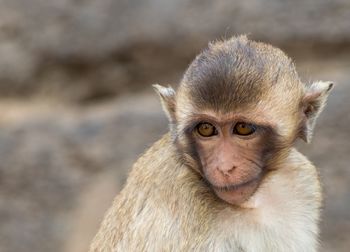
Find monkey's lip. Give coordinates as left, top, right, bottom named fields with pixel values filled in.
left=209, top=175, right=262, bottom=205
left=210, top=176, right=260, bottom=192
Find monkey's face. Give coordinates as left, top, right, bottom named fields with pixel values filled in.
left=180, top=110, right=282, bottom=206
left=154, top=36, right=333, bottom=206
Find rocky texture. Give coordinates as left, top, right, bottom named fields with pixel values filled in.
left=0, top=1, right=350, bottom=251
left=0, top=94, right=168, bottom=252
left=0, top=0, right=350, bottom=101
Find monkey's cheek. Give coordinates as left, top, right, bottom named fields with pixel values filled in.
left=213, top=180, right=259, bottom=206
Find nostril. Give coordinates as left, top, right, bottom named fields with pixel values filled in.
left=217, top=166, right=236, bottom=177
left=228, top=166, right=236, bottom=173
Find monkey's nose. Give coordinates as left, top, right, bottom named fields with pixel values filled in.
left=217, top=166, right=236, bottom=177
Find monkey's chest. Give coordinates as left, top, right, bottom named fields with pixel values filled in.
left=206, top=205, right=317, bottom=252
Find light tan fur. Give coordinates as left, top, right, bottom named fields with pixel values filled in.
left=90, top=135, right=321, bottom=252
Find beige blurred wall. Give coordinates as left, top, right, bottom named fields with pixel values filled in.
left=0, top=1, right=349, bottom=252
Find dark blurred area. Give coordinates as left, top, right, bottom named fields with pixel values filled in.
left=0, top=1, right=349, bottom=252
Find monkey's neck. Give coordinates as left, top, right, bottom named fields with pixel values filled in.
left=241, top=148, right=319, bottom=210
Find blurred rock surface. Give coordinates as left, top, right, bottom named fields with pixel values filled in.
left=0, top=94, right=168, bottom=252
left=0, top=0, right=350, bottom=101
left=0, top=1, right=349, bottom=252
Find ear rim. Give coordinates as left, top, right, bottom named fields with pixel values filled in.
left=152, top=84, right=176, bottom=122
left=299, top=81, right=334, bottom=143
left=303, top=81, right=333, bottom=105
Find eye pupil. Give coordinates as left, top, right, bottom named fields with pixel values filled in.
left=196, top=123, right=216, bottom=137
left=234, top=122, right=256, bottom=136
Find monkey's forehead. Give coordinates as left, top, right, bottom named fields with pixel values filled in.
left=180, top=74, right=301, bottom=114
left=179, top=38, right=302, bottom=113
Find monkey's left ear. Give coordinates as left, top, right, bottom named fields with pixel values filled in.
left=153, top=84, right=176, bottom=122
left=300, top=81, right=334, bottom=143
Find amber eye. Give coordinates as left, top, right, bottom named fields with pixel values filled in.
left=196, top=123, right=217, bottom=137
left=234, top=122, right=256, bottom=136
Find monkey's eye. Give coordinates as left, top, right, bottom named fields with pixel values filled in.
left=233, top=122, right=256, bottom=136
left=196, top=123, right=217, bottom=137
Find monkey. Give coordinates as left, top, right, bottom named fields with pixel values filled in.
left=89, top=36, right=333, bottom=252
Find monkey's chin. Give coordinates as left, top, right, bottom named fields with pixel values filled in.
left=211, top=179, right=260, bottom=206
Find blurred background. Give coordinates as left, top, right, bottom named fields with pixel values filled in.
left=0, top=0, right=349, bottom=251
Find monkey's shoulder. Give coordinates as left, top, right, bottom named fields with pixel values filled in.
left=126, top=133, right=183, bottom=183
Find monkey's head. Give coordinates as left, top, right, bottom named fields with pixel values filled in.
left=154, top=36, right=333, bottom=206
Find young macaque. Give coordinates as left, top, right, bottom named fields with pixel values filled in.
left=90, top=36, right=333, bottom=252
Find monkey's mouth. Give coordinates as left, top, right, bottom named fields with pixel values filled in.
left=209, top=175, right=262, bottom=206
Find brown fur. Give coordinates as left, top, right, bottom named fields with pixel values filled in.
left=182, top=36, right=301, bottom=113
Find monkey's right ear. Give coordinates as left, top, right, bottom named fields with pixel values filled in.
left=300, top=81, right=334, bottom=143
left=153, top=84, right=176, bottom=122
